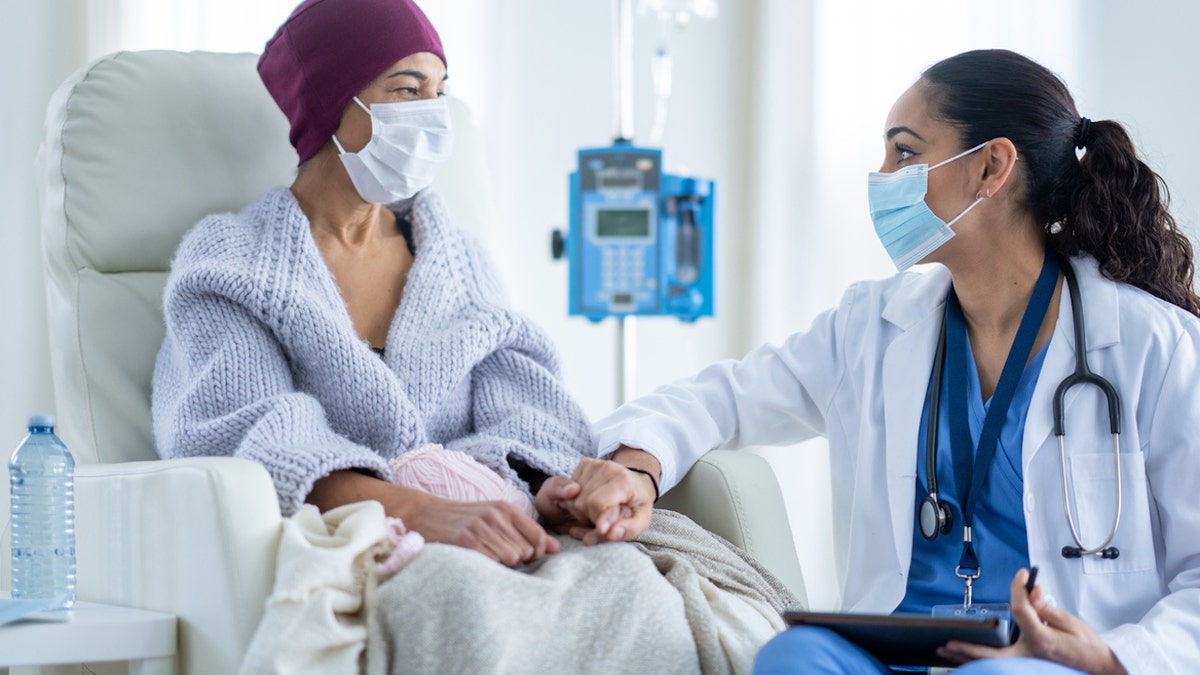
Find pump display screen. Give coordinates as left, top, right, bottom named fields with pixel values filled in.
left=601, top=175, right=641, bottom=189
left=596, top=209, right=651, bottom=238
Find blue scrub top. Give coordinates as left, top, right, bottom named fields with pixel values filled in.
left=895, top=336, right=1049, bottom=614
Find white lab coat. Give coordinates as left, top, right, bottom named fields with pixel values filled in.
left=594, top=255, right=1200, bottom=674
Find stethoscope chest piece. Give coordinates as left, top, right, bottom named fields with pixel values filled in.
left=919, top=493, right=954, bottom=541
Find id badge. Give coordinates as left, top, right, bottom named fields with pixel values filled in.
left=927, top=604, right=1012, bottom=675
left=931, top=602, right=1013, bottom=636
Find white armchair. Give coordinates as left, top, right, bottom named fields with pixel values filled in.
left=34, top=50, right=805, bottom=674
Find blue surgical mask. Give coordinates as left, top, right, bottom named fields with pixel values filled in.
left=868, top=142, right=988, bottom=271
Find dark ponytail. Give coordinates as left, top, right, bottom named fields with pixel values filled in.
left=921, top=49, right=1200, bottom=317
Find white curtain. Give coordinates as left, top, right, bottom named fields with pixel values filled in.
left=0, top=0, right=89, bottom=442
left=0, top=0, right=88, bottom=593
left=85, top=0, right=299, bottom=58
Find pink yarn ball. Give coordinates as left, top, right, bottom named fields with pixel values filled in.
left=388, top=445, right=538, bottom=519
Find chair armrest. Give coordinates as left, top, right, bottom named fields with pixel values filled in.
left=74, top=456, right=283, bottom=675
left=657, top=450, right=808, bottom=605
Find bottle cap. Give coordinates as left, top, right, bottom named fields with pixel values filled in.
left=27, top=414, right=57, bottom=429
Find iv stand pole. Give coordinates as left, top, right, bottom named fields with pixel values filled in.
left=613, top=0, right=637, bottom=408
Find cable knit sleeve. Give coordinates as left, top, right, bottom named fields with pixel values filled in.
left=443, top=319, right=597, bottom=488
left=433, top=209, right=596, bottom=489
left=152, top=218, right=391, bottom=517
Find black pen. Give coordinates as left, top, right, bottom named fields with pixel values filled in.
left=1009, top=566, right=1041, bottom=643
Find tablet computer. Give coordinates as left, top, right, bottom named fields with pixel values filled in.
left=781, top=609, right=1011, bottom=667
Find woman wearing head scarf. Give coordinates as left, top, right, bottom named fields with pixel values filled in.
left=152, top=1, right=796, bottom=672
left=153, top=0, right=592, bottom=566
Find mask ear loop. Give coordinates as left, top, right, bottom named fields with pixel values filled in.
left=946, top=195, right=984, bottom=228
left=932, top=141, right=991, bottom=228
left=929, top=141, right=990, bottom=171
left=331, top=97, right=375, bottom=156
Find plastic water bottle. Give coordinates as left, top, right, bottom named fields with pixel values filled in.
left=8, top=414, right=76, bottom=607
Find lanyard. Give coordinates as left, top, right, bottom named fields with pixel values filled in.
left=944, top=251, right=1058, bottom=606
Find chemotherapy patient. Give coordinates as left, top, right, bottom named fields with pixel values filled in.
left=151, top=0, right=795, bottom=672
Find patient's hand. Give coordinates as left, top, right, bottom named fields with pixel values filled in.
left=563, top=451, right=659, bottom=545
left=405, top=495, right=562, bottom=567
left=534, top=476, right=586, bottom=531
left=307, top=470, right=559, bottom=567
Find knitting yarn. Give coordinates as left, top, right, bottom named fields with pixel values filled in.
left=374, top=517, right=425, bottom=579
left=389, top=444, right=538, bottom=519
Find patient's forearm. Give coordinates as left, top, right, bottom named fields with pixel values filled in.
left=308, top=468, right=559, bottom=566
left=307, top=469, right=432, bottom=521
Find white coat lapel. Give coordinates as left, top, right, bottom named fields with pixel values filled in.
left=881, top=267, right=953, bottom=569
left=1022, top=256, right=1120, bottom=471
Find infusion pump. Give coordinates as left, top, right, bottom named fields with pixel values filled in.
left=552, top=141, right=714, bottom=322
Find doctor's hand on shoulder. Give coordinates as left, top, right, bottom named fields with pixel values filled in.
left=938, top=569, right=1129, bottom=675
left=536, top=447, right=660, bottom=545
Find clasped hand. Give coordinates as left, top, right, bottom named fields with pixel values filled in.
left=406, top=456, right=657, bottom=567
left=535, top=456, right=658, bottom=545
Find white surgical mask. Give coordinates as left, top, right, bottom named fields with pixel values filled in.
left=333, top=97, right=454, bottom=204
left=867, top=142, right=987, bottom=271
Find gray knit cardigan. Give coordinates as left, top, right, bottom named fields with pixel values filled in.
left=152, top=187, right=594, bottom=516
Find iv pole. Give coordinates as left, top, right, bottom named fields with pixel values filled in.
left=613, top=0, right=637, bottom=408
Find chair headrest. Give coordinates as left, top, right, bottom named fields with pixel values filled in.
left=42, top=50, right=298, bottom=275
left=42, top=49, right=493, bottom=276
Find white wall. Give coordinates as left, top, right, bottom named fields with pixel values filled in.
left=0, top=1, right=89, bottom=595
left=442, top=1, right=755, bottom=420
left=1074, top=0, right=1200, bottom=246
left=0, top=1, right=87, bottom=458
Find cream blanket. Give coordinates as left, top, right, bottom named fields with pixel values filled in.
left=241, top=503, right=798, bottom=675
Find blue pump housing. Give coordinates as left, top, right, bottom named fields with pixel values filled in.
left=564, top=142, right=714, bottom=322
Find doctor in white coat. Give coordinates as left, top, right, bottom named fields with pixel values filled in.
left=560, top=50, right=1200, bottom=674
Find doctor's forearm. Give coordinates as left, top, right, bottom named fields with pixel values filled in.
left=1094, top=648, right=1128, bottom=675
left=609, top=445, right=663, bottom=482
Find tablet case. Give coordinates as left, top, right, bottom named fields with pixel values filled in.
left=782, top=609, right=1012, bottom=667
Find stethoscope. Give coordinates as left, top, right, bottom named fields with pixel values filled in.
left=918, top=256, right=1124, bottom=560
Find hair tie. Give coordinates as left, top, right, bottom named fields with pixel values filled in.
left=626, top=466, right=660, bottom=502
left=1075, top=117, right=1093, bottom=150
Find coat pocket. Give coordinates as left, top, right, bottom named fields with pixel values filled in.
left=1068, top=451, right=1155, bottom=574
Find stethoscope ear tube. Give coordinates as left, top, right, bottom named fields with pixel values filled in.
left=1054, top=257, right=1124, bottom=560
left=1058, top=432, right=1123, bottom=559
left=1053, top=258, right=1122, bottom=437
left=1062, top=545, right=1120, bottom=559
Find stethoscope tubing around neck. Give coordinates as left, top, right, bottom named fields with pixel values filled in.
left=921, top=255, right=1125, bottom=560
left=926, top=317, right=945, bottom=504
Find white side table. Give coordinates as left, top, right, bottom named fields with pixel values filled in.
left=0, top=601, right=177, bottom=674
